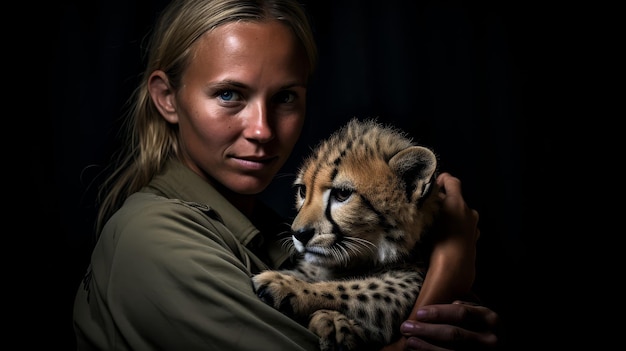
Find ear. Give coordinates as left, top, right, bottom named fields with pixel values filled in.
left=148, top=70, right=178, bottom=124
left=388, top=146, right=437, bottom=204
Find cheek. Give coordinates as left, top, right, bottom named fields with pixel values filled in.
left=177, top=112, right=239, bottom=158
left=276, top=116, right=305, bottom=146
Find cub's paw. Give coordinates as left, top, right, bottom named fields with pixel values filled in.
left=251, top=271, right=306, bottom=317
left=309, top=310, right=365, bottom=351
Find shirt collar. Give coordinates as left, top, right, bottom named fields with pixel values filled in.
left=145, top=159, right=258, bottom=245
left=144, top=158, right=293, bottom=268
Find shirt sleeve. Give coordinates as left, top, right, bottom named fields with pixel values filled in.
left=79, top=195, right=319, bottom=351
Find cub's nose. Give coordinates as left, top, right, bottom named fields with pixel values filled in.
left=293, top=227, right=315, bottom=246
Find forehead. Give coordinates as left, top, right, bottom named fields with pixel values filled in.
left=205, top=21, right=295, bottom=49
left=185, top=20, right=309, bottom=82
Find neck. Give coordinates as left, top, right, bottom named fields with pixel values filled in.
left=181, top=158, right=259, bottom=218
left=208, top=177, right=258, bottom=218
left=225, top=191, right=257, bottom=218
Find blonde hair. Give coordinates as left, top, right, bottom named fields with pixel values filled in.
left=95, top=0, right=318, bottom=235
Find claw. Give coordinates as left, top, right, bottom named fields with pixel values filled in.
left=278, top=293, right=295, bottom=315
left=256, top=286, right=276, bottom=306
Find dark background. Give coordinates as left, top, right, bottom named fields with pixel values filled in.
left=37, top=0, right=592, bottom=349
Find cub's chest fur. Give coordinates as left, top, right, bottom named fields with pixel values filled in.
left=252, top=118, right=440, bottom=351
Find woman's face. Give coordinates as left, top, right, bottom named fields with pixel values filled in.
left=154, top=21, right=309, bottom=195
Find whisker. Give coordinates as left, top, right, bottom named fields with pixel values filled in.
left=335, top=245, right=350, bottom=267
left=279, top=236, right=297, bottom=255
left=274, top=172, right=297, bottom=180
left=344, top=237, right=377, bottom=255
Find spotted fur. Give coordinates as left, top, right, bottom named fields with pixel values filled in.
left=253, top=118, right=440, bottom=351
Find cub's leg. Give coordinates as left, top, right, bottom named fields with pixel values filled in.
left=309, top=310, right=365, bottom=351
left=252, top=269, right=422, bottom=346
left=252, top=270, right=324, bottom=318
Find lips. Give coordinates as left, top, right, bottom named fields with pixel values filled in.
left=231, top=155, right=279, bottom=170
left=238, top=155, right=277, bottom=163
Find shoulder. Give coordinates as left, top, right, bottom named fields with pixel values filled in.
left=99, top=192, right=232, bottom=262
left=90, top=191, right=254, bottom=291
left=110, top=191, right=224, bottom=231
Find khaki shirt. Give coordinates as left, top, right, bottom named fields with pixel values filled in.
left=73, top=159, right=319, bottom=350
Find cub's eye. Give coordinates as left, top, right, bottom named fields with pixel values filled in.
left=331, top=187, right=353, bottom=202
left=295, top=184, right=306, bottom=199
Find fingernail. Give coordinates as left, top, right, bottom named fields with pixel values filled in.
left=406, top=337, right=423, bottom=349
left=415, top=308, right=428, bottom=319
left=401, top=321, right=419, bottom=333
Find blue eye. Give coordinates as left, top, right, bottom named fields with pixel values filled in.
left=218, top=90, right=241, bottom=102
left=219, top=90, right=236, bottom=101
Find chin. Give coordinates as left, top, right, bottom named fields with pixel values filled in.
left=229, top=178, right=272, bottom=195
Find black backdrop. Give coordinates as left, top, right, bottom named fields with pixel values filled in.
left=40, top=0, right=571, bottom=349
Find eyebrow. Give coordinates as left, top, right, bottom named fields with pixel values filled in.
left=210, top=80, right=246, bottom=90
left=210, top=79, right=307, bottom=91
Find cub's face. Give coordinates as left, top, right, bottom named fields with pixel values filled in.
left=289, top=119, right=440, bottom=270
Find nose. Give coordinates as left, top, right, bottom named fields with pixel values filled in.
left=243, top=101, right=274, bottom=143
left=293, top=227, right=315, bottom=246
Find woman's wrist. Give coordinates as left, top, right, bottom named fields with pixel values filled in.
left=414, top=237, right=476, bottom=308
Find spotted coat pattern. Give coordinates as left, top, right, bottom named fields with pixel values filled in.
left=253, top=118, right=440, bottom=351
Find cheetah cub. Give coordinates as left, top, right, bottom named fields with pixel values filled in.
left=252, top=118, right=440, bottom=351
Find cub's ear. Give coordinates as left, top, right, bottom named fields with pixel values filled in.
left=388, top=146, right=437, bottom=204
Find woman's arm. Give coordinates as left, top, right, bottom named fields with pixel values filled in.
left=381, top=172, right=499, bottom=351
left=413, top=172, right=479, bottom=307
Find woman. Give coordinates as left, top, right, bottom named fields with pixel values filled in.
left=73, top=0, right=499, bottom=350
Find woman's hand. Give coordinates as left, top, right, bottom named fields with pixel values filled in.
left=399, top=300, right=500, bottom=350
left=380, top=300, right=500, bottom=351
